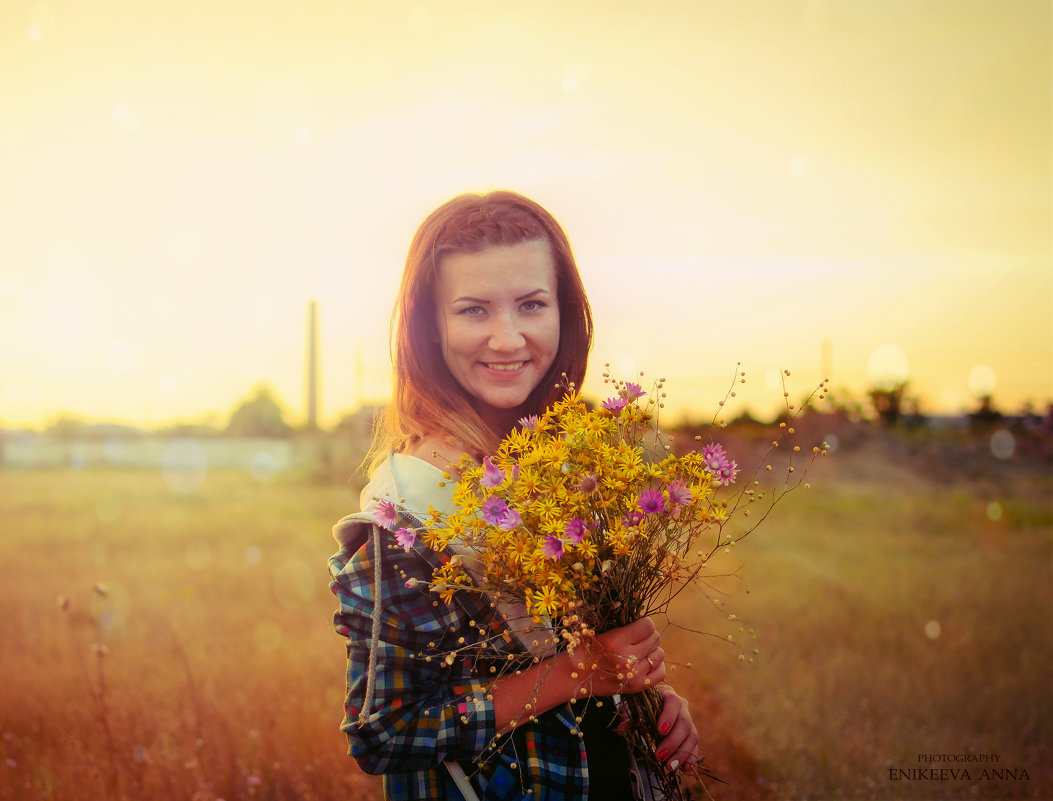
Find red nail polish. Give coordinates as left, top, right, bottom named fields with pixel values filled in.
left=656, top=749, right=668, bottom=761
left=659, top=722, right=671, bottom=735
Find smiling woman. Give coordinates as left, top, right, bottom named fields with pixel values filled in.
left=435, top=240, right=561, bottom=433
left=328, top=191, right=701, bottom=801
left=376, top=191, right=593, bottom=466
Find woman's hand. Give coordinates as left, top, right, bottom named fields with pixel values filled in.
left=653, top=684, right=700, bottom=771
left=566, top=617, right=666, bottom=698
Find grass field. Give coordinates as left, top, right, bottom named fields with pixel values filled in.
left=0, top=424, right=1049, bottom=801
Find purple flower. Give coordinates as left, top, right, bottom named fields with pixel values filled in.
left=563, top=518, right=587, bottom=544
left=374, top=499, right=398, bottom=529
left=666, top=480, right=693, bottom=507
left=481, top=496, right=510, bottom=526
left=576, top=472, right=599, bottom=495
left=394, top=528, right=416, bottom=550
left=623, top=510, right=644, bottom=528
left=541, top=534, right=565, bottom=560
left=518, top=415, right=539, bottom=431
left=701, top=443, right=739, bottom=485
left=499, top=508, right=522, bottom=531
left=622, top=381, right=647, bottom=400
left=480, top=456, right=505, bottom=489
left=602, top=396, right=627, bottom=413
left=637, top=488, right=667, bottom=516
left=717, top=460, right=739, bottom=486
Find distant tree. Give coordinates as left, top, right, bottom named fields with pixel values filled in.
left=44, top=415, right=88, bottom=439
left=819, top=386, right=866, bottom=421
left=728, top=408, right=762, bottom=427
left=225, top=384, right=293, bottom=438
left=867, top=382, right=909, bottom=426
left=968, top=395, right=1003, bottom=430
left=155, top=422, right=221, bottom=438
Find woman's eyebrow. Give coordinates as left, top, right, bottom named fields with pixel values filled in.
left=451, top=288, right=552, bottom=305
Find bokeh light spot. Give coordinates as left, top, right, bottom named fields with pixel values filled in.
left=103, top=437, right=125, bottom=463
left=160, top=439, right=208, bottom=493
left=989, top=429, right=1015, bottom=460
left=867, top=344, right=909, bottom=388
left=823, top=433, right=840, bottom=454
left=924, top=620, right=941, bottom=640
left=27, top=23, right=44, bottom=43
left=250, top=451, right=278, bottom=483
left=614, top=356, right=636, bottom=376
left=985, top=501, right=1003, bottom=522
left=245, top=545, right=262, bottom=566
left=788, top=156, right=807, bottom=176
left=91, top=580, right=131, bottom=632
left=967, top=364, right=996, bottom=397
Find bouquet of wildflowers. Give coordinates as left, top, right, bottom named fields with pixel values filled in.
left=397, top=367, right=828, bottom=799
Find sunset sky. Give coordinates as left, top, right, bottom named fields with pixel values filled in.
left=1, top=0, right=1050, bottom=429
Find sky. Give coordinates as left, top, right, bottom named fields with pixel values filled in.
left=1, top=0, right=1050, bottom=430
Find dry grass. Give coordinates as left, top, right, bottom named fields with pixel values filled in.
left=0, top=430, right=1049, bottom=801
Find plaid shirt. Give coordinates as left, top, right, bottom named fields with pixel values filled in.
left=328, top=455, right=589, bottom=801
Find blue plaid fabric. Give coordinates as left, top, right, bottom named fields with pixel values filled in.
left=329, top=519, right=590, bottom=800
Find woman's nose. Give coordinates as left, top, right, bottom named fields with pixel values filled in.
left=488, top=313, right=526, bottom=351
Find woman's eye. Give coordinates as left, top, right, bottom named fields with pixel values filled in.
left=458, top=305, right=486, bottom=316
left=520, top=300, right=546, bottom=312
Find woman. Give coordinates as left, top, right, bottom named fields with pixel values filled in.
left=329, top=191, right=700, bottom=800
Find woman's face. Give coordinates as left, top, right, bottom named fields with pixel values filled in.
left=435, top=240, right=560, bottom=430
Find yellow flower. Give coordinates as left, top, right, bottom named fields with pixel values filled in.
left=528, top=583, right=563, bottom=618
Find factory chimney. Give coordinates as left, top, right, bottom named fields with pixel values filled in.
left=306, top=299, right=319, bottom=431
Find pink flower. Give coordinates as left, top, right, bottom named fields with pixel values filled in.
left=666, top=480, right=693, bottom=507
left=498, top=508, right=522, bottom=531
left=481, top=496, right=510, bottom=526
left=374, top=499, right=398, bottom=529
left=518, top=415, right=539, bottom=431
left=563, top=518, right=587, bottom=544
left=623, top=510, right=644, bottom=528
left=576, top=472, right=599, bottom=495
left=480, top=456, right=505, bottom=489
left=637, top=488, right=667, bottom=516
left=602, top=396, right=627, bottom=413
left=541, top=534, right=565, bottom=560
left=717, top=460, right=739, bottom=486
left=701, top=443, right=739, bottom=486
left=394, top=528, right=416, bottom=550
left=622, top=381, right=647, bottom=400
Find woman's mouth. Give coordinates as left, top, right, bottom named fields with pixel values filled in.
left=483, top=361, right=527, bottom=372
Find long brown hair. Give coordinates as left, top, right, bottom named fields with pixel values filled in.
left=369, top=190, right=593, bottom=468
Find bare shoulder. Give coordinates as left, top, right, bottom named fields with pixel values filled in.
left=404, top=433, right=475, bottom=472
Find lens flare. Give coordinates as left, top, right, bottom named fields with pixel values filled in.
left=967, top=364, right=997, bottom=397
left=867, top=344, right=909, bottom=388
